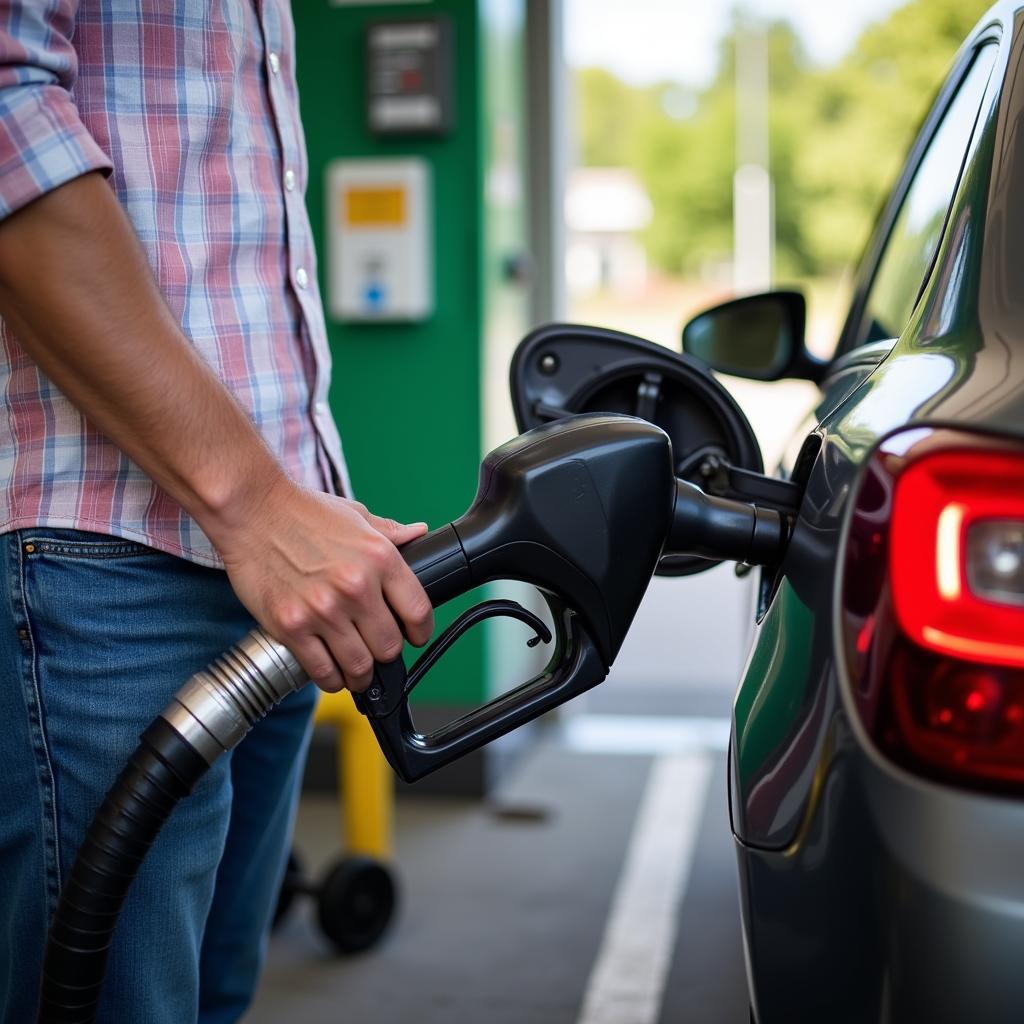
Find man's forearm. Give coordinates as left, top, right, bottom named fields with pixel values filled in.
left=0, top=171, right=283, bottom=547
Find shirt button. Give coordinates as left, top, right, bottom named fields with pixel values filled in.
left=295, top=267, right=309, bottom=290
left=316, top=401, right=329, bottom=417
left=268, top=52, right=280, bottom=75
left=284, top=169, right=296, bottom=192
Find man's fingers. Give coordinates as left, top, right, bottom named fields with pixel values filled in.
left=353, top=598, right=408, bottom=665
left=365, top=511, right=429, bottom=547
left=290, top=635, right=345, bottom=693
left=383, top=562, right=434, bottom=647
left=355, top=509, right=432, bottom=641
left=316, top=620, right=378, bottom=692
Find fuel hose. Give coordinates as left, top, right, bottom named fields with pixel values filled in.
left=37, top=519, right=469, bottom=1023
left=36, top=415, right=792, bottom=1021
left=37, top=630, right=306, bottom=1024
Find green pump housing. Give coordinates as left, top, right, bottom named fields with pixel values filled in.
left=294, top=1, right=533, bottom=787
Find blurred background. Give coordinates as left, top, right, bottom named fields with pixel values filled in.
left=565, top=0, right=985, bottom=449
left=561, top=0, right=989, bottom=710
left=252, top=1, right=993, bottom=1021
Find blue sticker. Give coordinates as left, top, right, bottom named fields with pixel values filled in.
left=363, top=281, right=386, bottom=312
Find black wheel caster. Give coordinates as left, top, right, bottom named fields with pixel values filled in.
left=317, top=855, right=398, bottom=953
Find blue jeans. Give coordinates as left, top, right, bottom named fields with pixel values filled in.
left=0, top=529, right=316, bottom=1023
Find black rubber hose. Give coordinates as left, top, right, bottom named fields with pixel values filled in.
left=38, top=718, right=210, bottom=1023
left=36, top=628, right=307, bottom=1023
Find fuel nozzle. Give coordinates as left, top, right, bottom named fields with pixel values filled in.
left=669, top=478, right=790, bottom=567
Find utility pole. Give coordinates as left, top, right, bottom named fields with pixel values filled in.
left=527, top=0, right=567, bottom=324
left=733, top=16, right=773, bottom=293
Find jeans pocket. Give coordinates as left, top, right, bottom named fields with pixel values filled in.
left=19, top=528, right=161, bottom=560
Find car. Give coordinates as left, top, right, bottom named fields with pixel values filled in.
left=511, top=3, right=1024, bottom=1021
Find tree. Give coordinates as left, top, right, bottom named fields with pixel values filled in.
left=574, top=67, right=661, bottom=168
left=572, top=0, right=994, bottom=278
left=796, top=0, right=992, bottom=271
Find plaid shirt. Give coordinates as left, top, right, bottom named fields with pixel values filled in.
left=0, top=0, right=348, bottom=567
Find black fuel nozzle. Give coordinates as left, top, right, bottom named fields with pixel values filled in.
left=356, top=413, right=677, bottom=781
left=669, top=477, right=790, bottom=567
left=358, top=417, right=796, bottom=782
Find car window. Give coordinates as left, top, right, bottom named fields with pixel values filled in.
left=855, top=44, right=997, bottom=347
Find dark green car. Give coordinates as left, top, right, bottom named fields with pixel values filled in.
left=723, top=6, right=1024, bottom=1021
left=514, top=4, right=1024, bottom=1020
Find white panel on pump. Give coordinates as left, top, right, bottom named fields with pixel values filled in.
left=326, top=158, right=433, bottom=322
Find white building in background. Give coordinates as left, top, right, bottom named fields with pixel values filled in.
left=565, top=168, right=653, bottom=296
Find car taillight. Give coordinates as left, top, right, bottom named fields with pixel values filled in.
left=841, top=429, right=1024, bottom=792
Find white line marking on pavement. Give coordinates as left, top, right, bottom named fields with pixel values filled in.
left=561, top=714, right=731, bottom=755
left=577, top=753, right=713, bottom=1024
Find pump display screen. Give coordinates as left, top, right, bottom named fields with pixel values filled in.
left=366, top=17, right=453, bottom=136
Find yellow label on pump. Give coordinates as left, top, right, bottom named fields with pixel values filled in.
left=344, top=187, right=406, bottom=227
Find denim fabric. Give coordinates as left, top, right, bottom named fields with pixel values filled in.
left=0, top=529, right=316, bottom=1023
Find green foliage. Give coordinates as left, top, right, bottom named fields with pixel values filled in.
left=573, top=0, right=993, bottom=276
left=574, top=67, right=663, bottom=168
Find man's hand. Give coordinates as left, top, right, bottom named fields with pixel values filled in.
left=215, top=478, right=434, bottom=692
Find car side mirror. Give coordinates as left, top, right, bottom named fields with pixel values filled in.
left=681, top=290, right=826, bottom=383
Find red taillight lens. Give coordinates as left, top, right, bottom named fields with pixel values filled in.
left=889, top=451, right=1024, bottom=667
left=842, top=430, right=1024, bottom=792
left=886, top=639, right=1024, bottom=785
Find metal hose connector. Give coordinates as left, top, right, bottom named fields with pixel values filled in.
left=159, top=628, right=306, bottom=763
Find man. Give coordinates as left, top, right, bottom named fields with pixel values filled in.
left=0, top=2, right=434, bottom=1021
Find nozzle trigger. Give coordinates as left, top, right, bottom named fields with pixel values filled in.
left=405, top=599, right=551, bottom=698
left=355, top=599, right=552, bottom=722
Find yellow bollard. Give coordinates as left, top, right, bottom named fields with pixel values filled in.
left=275, top=690, right=398, bottom=952
left=312, top=690, right=393, bottom=860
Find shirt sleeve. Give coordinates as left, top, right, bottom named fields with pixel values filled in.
left=0, top=0, right=113, bottom=221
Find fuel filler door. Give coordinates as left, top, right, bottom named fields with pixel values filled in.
left=511, top=323, right=793, bottom=575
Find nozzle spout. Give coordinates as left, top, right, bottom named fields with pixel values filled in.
left=669, top=478, right=789, bottom=566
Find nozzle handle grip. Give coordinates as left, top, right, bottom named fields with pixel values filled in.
left=398, top=523, right=471, bottom=606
